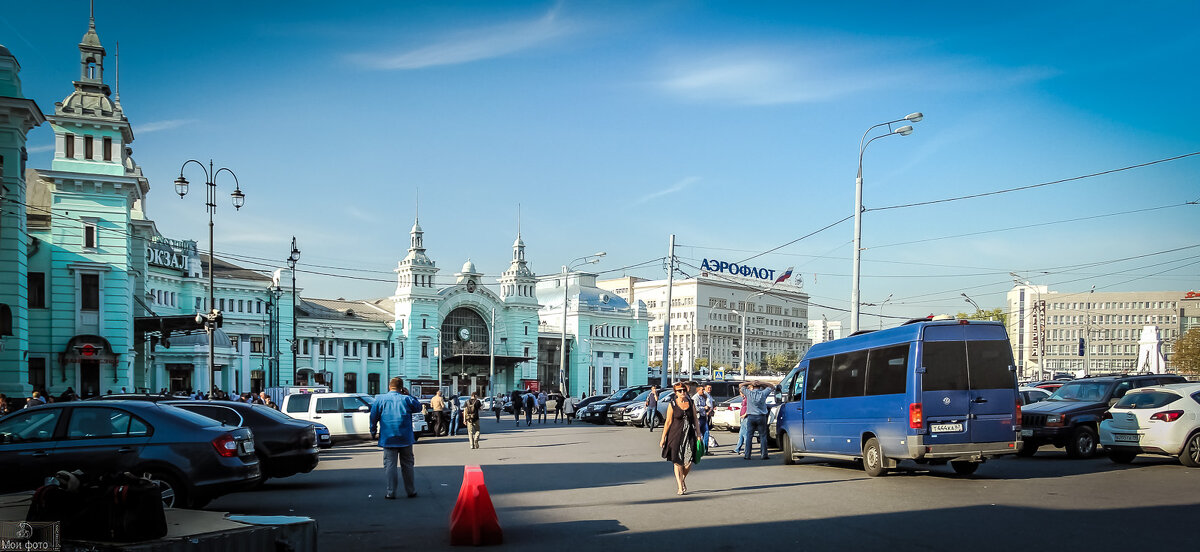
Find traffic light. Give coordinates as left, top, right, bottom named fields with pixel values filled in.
left=1078, top=338, right=1085, bottom=357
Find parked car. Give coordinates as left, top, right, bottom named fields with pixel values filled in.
left=574, top=395, right=608, bottom=412
left=609, top=390, right=653, bottom=425
left=0, top=401, right=260, bottom=508
left=282, top=392, right=391, bottom=439
left=626, top=400, right=651, bottom=427
left=577, top=386, right=653, bottom=424
left=164, top=400, right=320, bottom=481
left=1100, top=383, right=1200, bottom=466
left=419, top=397, right=462, bottom=434
left=1020, top=386, right=1053, bottom=405
left=1030, top=381, right=1066, bottom=393
left=1020, top=374, right=1188, bottom=458
left=711, top=397, right=744, bottom=431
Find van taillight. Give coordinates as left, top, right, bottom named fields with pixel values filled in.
left=909, top=403, right=923, bottom=429
left=212, top=434, right=239, bottom=457
left=1015, top=401, right=1022, bottom=426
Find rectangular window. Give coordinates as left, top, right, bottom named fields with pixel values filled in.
left=80, top=274, right=100, bottom=310
left=230, top=336, right=239, bottom=352
left=83, top=222, right=97, bottom=248
left=806, top=356, right=832, bottom=400
left=65, top=134, right=75, bottom=158
left=238, top=300, right=244, bottom=312
left=219, top=298, right=226, bottom=311
left=865, top=344, right=909, bottom=396
left=102, top=137, right=112, bottom=161
left=352, top=342, right=358, bottom=357
left=84, top=135, right=94, bottom=159
left=28, top=358, right=47, bottom=388
left=257, top=301, right=263, bottom=314
left=29, top=272, right=46, bottom=308
left=923, top=341, right=969, bottom=391
left=966, top=340, right=1016, bottom=390
left=421, top=342, right=429, bottom=358
left=302, top=340, right=309, bottom=355
left=619, top=367, right=628, bottom=388
left=250, top=336, right=264, bottom=353
left=344, top=342, right=350, bottom=356
left=830, top=350, right=868, bottom=399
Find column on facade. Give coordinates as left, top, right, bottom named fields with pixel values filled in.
left=335, top=339, right=344, bottom=393
left=359, top=346, right=367, bottom=394
left=240, top=334, right=251, bottom=394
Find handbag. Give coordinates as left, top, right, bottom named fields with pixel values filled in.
left=694, top=437, right=706, bottom=463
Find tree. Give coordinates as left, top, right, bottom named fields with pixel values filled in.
left=766, top=352, right=800, bottom=374
left=956, top=307, right=1008, bottom=327
left=648, top=361, right=662, bottom=368
left=1173, top=328, right=1200, bottom=375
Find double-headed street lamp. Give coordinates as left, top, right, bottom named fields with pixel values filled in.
left=560, top=252, right=605, bottom=395
left=850, top=112, right=922, bottom=334
left=175, top=160, right=244, bottom=396
left=287, top=237, right=300, bottom=385
left=962, top=292, right=982, bottom=314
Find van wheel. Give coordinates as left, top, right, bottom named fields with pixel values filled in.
left=1180, top=432, right=1200, bottom=467
left=781, top=433, right=797, bottom=465
left=1066, top=426, right=1098, bottom=459
left=950, top=461, right=979, bottom=476
left=862, top=437, right=886, bottom=477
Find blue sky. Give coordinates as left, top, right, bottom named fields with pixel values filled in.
left=5, top=1, right=1198, bottom=327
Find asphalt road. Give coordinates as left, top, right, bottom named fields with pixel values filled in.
left=208, top=416, right=1199, bottom=550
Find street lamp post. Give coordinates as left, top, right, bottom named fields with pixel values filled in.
left=962, top=292, right=982, bottom=315
left=175, top=160, right=245, bottom=397
left=287, top=237, right=300, bottom=385
left=851, top=112, right=922, bottom=334
left=268, top=284, right=283, bottom=388
left=559, top=252, right=605, bottom=396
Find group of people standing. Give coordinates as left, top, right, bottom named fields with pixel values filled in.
left=504, top=389, right=571, bottom=426
left=656, top=380, right=776, bottom=495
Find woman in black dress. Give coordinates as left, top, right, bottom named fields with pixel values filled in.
left=659, top=383, right=701, bottom=495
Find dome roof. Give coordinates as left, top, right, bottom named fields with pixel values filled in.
left=81, top=21, right=102, bottom=48
left=411, top=221, right=422, bottom=233
left=461, top=259, right=477, bottom=274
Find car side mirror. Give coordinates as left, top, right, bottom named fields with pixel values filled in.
left=358, top=405, right=370, bottom=413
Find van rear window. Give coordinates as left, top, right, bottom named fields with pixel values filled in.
left=924, top=340, right=1014, bottom=391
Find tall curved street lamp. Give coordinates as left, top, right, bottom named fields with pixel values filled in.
left=851, top=113, right=922, bottom=334
left=560, top=252, right=605, bottom=395
left=175, top=160, right=244, bottom=396
left=287, top=237, right=300, bottom=384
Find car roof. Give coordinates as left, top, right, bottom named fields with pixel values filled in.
left=1131, top=382, right=1200, bottom=393
left=1019, top=386, right=1050, bottom=392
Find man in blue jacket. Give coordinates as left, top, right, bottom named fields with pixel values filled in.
left=370, top=377, right=427, bottom=499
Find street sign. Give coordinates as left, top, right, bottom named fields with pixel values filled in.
left=80, top=344, right=96, bottom=357
left=713, top=368, right=725, bottom=381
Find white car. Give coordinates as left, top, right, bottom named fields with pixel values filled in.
left=1099, top=383, right=1200, bottom=467
left=711, top=397, right=744, bottom=431
left=1019, top=386, right=1052, bottom=405
left=282, top=392, right=428, bottom=439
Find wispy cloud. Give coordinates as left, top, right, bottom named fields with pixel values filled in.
left=654, top=44, right=1057, bottom=106
left=344, top=206, right=377, bottom=223
left=26, top=144, right=54, bottom=153
left=138, top=119, right=197, bottom=134
left=349, top=4, right=575, bottom=70
left=634, top=176, right=700, bottom=205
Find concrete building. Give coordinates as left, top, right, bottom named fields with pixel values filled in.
left=599, top=261, right=810, bottom=379
left=1006, top=284, right=1192, bottom=378
left=807, top=318, right=843, bottom=345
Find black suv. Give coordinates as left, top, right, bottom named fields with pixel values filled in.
left=1020, top=374, right=1187, bottom=458
left=577, top=386, right=653, bottom=424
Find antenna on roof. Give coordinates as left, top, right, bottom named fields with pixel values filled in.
left=114, top=40, right=120, bottom=102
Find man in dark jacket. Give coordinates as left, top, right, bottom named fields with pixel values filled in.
left=510, top=389, right=523, bottom=426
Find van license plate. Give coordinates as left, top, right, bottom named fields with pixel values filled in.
left=931, top=423, right=963, bottom=433
left=1113, top=433, right=1140, bottom=442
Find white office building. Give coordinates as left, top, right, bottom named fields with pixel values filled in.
left=808, top=319, right=844, bottom=345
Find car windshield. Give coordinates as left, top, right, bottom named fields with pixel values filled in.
left=631, top=390, right=651, bottom=403
left=1049, top=381, right=1113, bottom=402
left=1115, top=391, right=1181, bottom=409
left=254, top=405, right=302, bottom=422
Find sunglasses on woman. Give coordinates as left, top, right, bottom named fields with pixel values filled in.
left=674, top=388, right=686, bottom=394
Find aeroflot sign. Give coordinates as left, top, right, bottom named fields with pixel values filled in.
left=700, top=259, right=777, bottom=281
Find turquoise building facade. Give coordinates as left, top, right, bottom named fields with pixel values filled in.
left=0, top=14, right=648, bottom=402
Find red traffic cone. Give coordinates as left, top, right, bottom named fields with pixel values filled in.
left=449, top=465, right=503, bottom=546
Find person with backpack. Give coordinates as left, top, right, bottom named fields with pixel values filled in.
left=510, top=389, right=523, bottom=426
left=522, top=391, right=536, bottom=427
left=464, top=392, right=483, bottom=449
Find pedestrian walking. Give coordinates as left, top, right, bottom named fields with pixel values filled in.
left=699, top=384, right=716, bottom=447
left=260, top=392, right=278, bottom=410
left=523, top=392, right=536, bottom=426
left=0, top=394, right=10, bottom=416
left=646, top=385, right=660, bottom=431
left=548, top=391, right=563, bottom=423
left=563, top=393, right=579, bottom=424
left=537, top=391, right=548, bottom=424
left=449, top=394, right=461, bottom=436
left=24, top=391, right=46, bottom=409
left=493, top=394, right=503, bottom=422
left=430, top=390, right=447, bottom=436
left=464, top=392, right=483, bottom=449
left=741, top=381, right=772, bottom=460
left=369, top=377, right=427, bottom=499
left=659, top=383, right=701, bottom=495
left=510, top=389, right=523, bottom=426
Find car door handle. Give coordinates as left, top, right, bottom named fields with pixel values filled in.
left=972, top=397, right=988, bottom=404
left=117, top=446, right=135, bottom=453
left=313, top=416, right=322, bottom=419
left=32, top=450, right=50, bottom=457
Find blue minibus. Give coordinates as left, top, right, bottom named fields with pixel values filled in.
left=776, top=317, right=1021, bottom=476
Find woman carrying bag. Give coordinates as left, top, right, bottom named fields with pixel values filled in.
left=659, top=383, right=703, bottom=495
